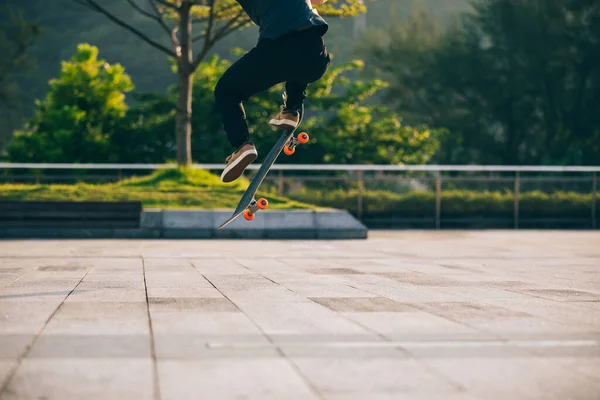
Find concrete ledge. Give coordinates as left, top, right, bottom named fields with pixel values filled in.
left=0, top=228, right=161, bottom=239
left=0, top=209, right=367, bottom=240
left=316, top=210, right=369, bottom=239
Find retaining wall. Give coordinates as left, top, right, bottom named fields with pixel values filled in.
left=0, top=209, right=368, bottom=239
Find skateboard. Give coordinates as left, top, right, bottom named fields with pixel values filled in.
left=218, top=105, right=308, bottom=229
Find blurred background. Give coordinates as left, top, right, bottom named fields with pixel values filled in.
left=1, top=0, right=599, bottom=229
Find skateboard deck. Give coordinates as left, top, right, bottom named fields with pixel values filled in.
left=218, top=107, right=306, bottom=229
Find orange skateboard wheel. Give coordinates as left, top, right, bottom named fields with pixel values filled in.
left=297, top=132, right=309, bottom=144
left=257, top=198, right=269, bottom=210
left=283, top=145, right=295, bottom=155
left=243, top=209, right=255, bottom=221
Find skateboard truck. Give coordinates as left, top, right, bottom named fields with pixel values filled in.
left=283, top=132, right=310, bottom=155
left=243, top=197, right=269, bottom=221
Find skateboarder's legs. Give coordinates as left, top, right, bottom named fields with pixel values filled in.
left=214, top=45, right=287, bottom=149
left=215, top=28, right=330, bottom=149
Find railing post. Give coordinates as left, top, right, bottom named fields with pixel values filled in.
left=357, top=169, right=364, bottom=222
left=514, top=171, right=520, bottom=229
left=592, top=172, right=597, bottom=229
left=278, top=170, right=284, bottom=197
left=435, top=172, right=442, bottom=230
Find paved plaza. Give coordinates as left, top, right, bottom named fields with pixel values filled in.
left=0, top=231, right=599, bottom=399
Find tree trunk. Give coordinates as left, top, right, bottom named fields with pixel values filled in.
left=175, top=2, right=193, bottom=166
left=175, top=70, right=192, bottom=166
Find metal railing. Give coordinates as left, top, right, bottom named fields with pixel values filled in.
left=1, top=163, right=599, bottom=229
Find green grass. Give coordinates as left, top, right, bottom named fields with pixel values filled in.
left=0, top=168, right=314, bottom=210
left=288, top=188, right=599, bottom=216
left=3, top=170, right=595, bottom=216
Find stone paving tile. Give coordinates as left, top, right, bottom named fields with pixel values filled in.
left=377, top=271, right=475, bottom=287
left=150, top=311, right=259, bottom=335
left=404, top=341, right=542, bottom=360
left=149, top=297, right=237, bottom=312
left=3, top=279, right=82, bottom=293
left=278, top=283, right=377, bottom=298
left=158, top=359, right=317, bottom=400
left=279, top=344, right=407, bottom=359
left=340, top=311, right=492, bottom=341
left=144, top=271, right=211, bottom=286
left=43, top=302, right=149, bottom=335
left=222, top=297, right=374, bottom=336
left=190, top=258, right=254, bottom=275
left=67, top=288, right=148, bottom=303
left=82, top=273, right=142, bottom=283
left=310, top=297, right=414, bottom=312
left=526, top=342, right=600, bottom=358
left=433, top=286, right=543, bottom=301
left=280, top=258, right=346, bottom=269
left=308, top=267, right=364, bottom=275
left=477, top=297, right=600, bottom=332
left=2, top=359, right=154, bottom=400
left=0, top=361, right=15, bottom=388
left=154, top=335, right=278, bottom=359
left=0, top=232, right=599, bottom=399
left=28, top=334, right=151, bottom=359
left=578, top=302, right=600, bottom=311
left=142, top=258, right=194, bottom=269
left=513, top=288, right=600, bottom=302
left=256, top=272, right=377, bottom=298
left=323, top=393, right=482, bottom=400
left=338, top=274, right=463, bottom=303
left=552, top=358, right=600, bottom=381
left=469, top=317, right=598, bottom=339
left=421, top=357, right=600, bottom=400
left=76, top=280, right=145, bottom=291
left=0, top=301, right=60, bottom=333
left=234, top=258, right=297, bottom=272
left=145, top=286, right=222, bottom=298
left=0, top=334, right=35, bottom=359
left=291, top=357, right=463, bottom=398
left=201, top=273, right=284, bottom=292
left=36, top=265, right=88, bottom=272
left=412, top=301, right=532, bottom=321
left=0, top=275, right=24, bottom=288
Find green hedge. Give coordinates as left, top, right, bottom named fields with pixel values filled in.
left=288, top=189, right=598, bottom=217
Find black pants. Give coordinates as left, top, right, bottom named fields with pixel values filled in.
left=214, top=28, right=330, bottom=149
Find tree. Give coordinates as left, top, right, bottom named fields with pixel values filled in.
left=7, top=45, right=441, bottom=166
left=359, top=0, right=600, bottom=165
left=7, top=44, right=134, bottom=162
left=0, top=5, right=41, bottom=152
left=243, top=58, right=443, bottom=166
left=116, top=54, right=442, bottom=166
left=71, top=0, right=371, bottom=166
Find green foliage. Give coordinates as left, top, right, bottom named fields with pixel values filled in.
left=0, top=6, right=41, bottom=103
left=7, top=44, right=134, bottom=162
left=358, top=0, right=600, bottom=165
left=111, top=92, right=177, bottom=163
left=1, top=0, right=473, bottom=156
left=7, top=47, right=440, bottom=166
left=0, top=5, right=41, bottom=150
left=0, top=168, right=312, bottom=210
left=288, top=188, right=599, bottom=216
left=125, top=54, right=442, bottom=165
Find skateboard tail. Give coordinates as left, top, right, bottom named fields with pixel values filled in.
left=218, top=215, right=237, bottom=230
